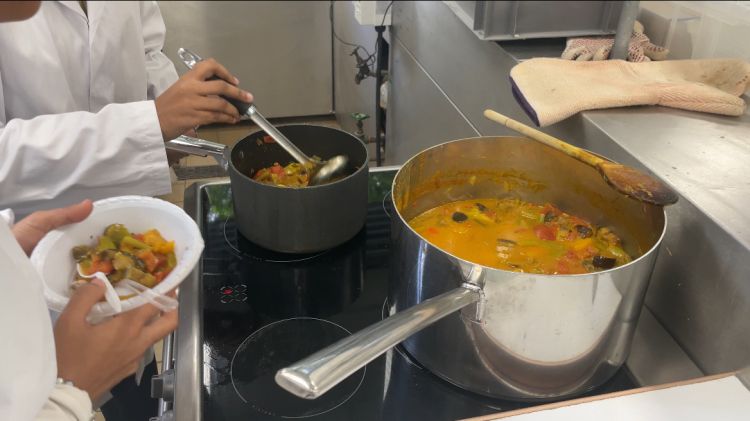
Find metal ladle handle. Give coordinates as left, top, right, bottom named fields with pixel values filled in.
left=275, top=285, right=481, bottom=399
left=176, top=47, right=314, bottom=166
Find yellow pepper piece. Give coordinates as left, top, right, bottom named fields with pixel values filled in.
left=142, top=229, right=174, bottom=254
left=572, top=238, right=593, bottom=252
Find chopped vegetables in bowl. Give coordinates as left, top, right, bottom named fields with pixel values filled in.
left=30, top=196, right=204, bottom=319
left=71, top=225, right=177, bottom=296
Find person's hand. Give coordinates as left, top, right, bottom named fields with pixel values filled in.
left=55, top=279, right=178, bottom=402
left=12, top=200, right=93, bottom=255
left=155, top=58, right=253, bottom=141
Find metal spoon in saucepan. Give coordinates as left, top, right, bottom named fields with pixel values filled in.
left=177, top=48, right=349, bottom=186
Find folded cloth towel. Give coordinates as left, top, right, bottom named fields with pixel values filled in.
left=509, top=58, right=750, bottom=127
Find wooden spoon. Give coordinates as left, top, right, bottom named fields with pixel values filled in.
left=483, top=109, right=678, bottom=206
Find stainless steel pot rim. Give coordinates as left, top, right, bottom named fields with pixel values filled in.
left=228, top=123, right=370, bottom=191
left=390, top=135, right=668, bottom=279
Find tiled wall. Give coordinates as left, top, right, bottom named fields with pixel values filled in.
left=639, top=1, right=750, bottom=60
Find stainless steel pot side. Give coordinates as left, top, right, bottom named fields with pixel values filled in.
left=167, top=124, right=369, bottom=253
left=275, top=136, right=667, bottom=401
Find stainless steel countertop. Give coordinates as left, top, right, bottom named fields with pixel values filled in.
left=500, top=40, right=750, bottom=249
left=583, top=107, right=750, bottom=249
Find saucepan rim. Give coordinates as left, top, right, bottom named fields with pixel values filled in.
left=228, top=123, right=370, bottom=191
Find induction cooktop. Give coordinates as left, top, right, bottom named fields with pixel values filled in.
left=160, top=167, right=636, bottom=421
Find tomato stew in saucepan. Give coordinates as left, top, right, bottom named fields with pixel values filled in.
left=253, top=161, right=315, bottom=187
left=409, top=198, right=631, bottom=275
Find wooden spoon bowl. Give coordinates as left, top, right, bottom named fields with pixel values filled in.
left=484, top=109, right=679, bottom=206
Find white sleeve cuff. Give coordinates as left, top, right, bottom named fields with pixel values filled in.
left=36, top=383, right=93, bottom=421
left=0, top=209, right=14, bottom=227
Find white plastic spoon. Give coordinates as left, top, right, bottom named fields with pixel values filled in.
left=76, top=264, right=123, bottom=313
left=120, top=279, right=178, bottom=312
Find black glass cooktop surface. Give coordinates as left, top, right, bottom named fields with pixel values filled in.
left=197, top=170, right=636, bottom=420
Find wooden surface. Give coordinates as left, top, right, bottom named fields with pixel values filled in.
left=461, top=373, right=749, bottom=421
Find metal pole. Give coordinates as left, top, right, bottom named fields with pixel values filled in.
left=611, top=1, right=640, bottom=60
left=374, top=25, right=386, bottom=166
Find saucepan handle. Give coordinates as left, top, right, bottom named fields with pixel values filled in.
left=165, top=135, right=229, bottom=171
left=275, top=285, right=481, bottom=399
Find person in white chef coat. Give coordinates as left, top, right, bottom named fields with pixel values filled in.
left=0, top=1, right=252, bottom=420
left=0, top=4, right=178, bottom=421
left=2, top=199, right=178, bottom=421
left=0, top=0, right=253, bottom=218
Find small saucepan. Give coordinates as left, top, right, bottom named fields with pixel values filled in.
left=166, top=124, right=369, bottom=253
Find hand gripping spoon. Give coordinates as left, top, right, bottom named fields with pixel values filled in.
left=76, top=264, right=122, bottom=314
left=177, top=48, right=349, bottom=186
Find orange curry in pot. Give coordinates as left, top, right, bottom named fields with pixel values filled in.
left=408, top=198, right=632, bottom=275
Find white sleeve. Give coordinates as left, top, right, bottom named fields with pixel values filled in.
left=141, top=1, right=179, bottom=99
left=35, top=384, right=93, bottom=421
left=0, top=101, right=172, bottom=217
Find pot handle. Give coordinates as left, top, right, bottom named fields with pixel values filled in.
left=166, top=135, right=229, bottom=171
left=275, top=285, right=481, bottom=399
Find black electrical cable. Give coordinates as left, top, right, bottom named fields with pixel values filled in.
left=368, top=1, right=394, bottom=66
left=379, top=1, right=394, bottom=27
left=330, top=1, right=374, bottom=58
left=329, top=1, right=394, bottom=74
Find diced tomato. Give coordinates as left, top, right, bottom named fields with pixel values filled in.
left=137, top=250, right=160, bottom=273
left=133, top=233, right=145, bottom=242
left=85, top=255, right=113, bottom=275
left=270, top=164, right=284, bottom=175
left=154, top=254, right=168, bottom=270
left=425, top=227, right=439, bottom=236
left=262, top=135, right=275, bottom=144
left=534, top=224, right=557, bottom=241
left=555, top=260, right=570, bottom=274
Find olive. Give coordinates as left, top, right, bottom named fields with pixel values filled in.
left=592, top=255, right=617, bottom=269
left=104, top=223, right=130, bottom=246
left=475, top=203, right=487, bottom=212
left=452, top=212, right=468, bottom=222
left=543, top=212, right=556, bottom=223
left=71, top=245, right=92, bottom=261
left=575, top=225, right=593, bottom=238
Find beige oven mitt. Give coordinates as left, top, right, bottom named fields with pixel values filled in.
left=509, top=58, right=750, bottom=127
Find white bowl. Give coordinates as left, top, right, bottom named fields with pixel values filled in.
left=30, top=196, right=204, bottom=319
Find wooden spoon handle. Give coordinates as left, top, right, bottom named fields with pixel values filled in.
left=483, top=110, right=606, bottom=168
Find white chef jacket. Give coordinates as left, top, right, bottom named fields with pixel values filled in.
left=0, top=210, right=92, bottom=421
left=0, top=1, right=178, bottom=218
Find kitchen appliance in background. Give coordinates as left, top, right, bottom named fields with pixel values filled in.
left=445, top=1, right=625, bottom=41
left=158, top=1, right=333, bottom=118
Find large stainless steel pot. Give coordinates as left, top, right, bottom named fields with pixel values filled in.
left=167, top=125, right=369, bottom=253
left=275, top=136, right=667, bottom=401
